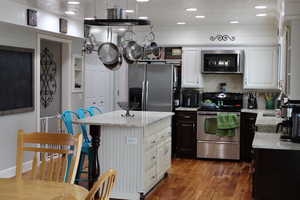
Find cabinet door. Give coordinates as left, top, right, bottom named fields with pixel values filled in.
left=181, top=49, right=204, bottom=88
left=244, top=47, right=278, bottom=89
left=175, top=121, right=196, bottom=158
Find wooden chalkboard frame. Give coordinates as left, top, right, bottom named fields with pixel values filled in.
left=0, top=45, right=35, bottom=116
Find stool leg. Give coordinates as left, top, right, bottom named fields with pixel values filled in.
left=75, top=152, right=85, bottom=184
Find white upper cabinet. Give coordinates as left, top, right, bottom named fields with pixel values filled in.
left=181, top=48, right=204, bottom=88
left=244, top=47, right=278, bottom=89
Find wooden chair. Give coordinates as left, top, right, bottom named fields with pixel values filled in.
left=85, top=169, right=117, bottom=200
left=16, top=130, right=83, bottom=184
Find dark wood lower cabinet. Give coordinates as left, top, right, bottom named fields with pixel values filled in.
left=240, top=112, right=257, bottom=162
left=253, top=149, right=300, bottom=200
left=174, top=111, right=197, bottom=158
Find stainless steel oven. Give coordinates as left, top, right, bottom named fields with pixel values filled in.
left=202, top=50, right=244, bottom=74
left=197, top=111, right=240, bottom=160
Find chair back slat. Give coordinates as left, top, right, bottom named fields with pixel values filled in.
left=16, top=130, right=82, bottom=184
left=40, top=152, right=47, bottom=180
left=31, top=152, right=38, bottom=180
left=23, top=132, right=78, bottom=145
left=85, top=169, right=117, bottom=200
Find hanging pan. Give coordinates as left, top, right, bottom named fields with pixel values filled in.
left=98, top=27, right=121, bottom=70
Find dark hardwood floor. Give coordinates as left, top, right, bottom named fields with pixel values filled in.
left=147, top=159, right=252, bottom=200
left=23, top=158, right=252, bottom=200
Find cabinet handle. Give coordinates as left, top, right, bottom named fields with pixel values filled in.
left=152, top=140, right=156, bottom=144
left=152, top=156, right=156, bottom=159
left=184, top=116, right=191, bottom=119
left=152, top=176, right=156, bottom=179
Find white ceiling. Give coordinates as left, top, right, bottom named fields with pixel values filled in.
left=11, top=0, right=279, bottom=26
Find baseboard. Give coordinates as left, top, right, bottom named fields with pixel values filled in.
left=0, top=160, right=32, bottom=178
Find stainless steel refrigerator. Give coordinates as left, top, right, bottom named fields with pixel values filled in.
left=128, top=63, right=173, bottom=112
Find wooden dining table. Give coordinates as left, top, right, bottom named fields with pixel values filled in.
left=0, top=178, right=89, bottom=200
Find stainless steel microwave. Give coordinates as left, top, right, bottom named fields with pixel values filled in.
left=202, top=50, right=244, bottom=74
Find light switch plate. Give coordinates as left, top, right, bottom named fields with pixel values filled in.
left=126, top=136, right=138, bottom=145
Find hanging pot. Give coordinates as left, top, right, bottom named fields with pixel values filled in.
left=123, top=40, right=143, bottom=63
left=98, top=27, right=121, bottom=70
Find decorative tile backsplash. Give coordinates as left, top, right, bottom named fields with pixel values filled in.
left=203, top=74, right=243, bottom=93
left=202, top=74, right=279, bottom=109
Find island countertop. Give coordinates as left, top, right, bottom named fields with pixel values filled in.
left=73, top=110, right=174, bottom=128
left=253, top=132, right=300, bottom=151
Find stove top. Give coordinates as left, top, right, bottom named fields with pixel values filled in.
left=199, top=92, right=243, bottom=112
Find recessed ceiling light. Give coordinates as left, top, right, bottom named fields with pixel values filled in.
left=138, top=16, right=149, bottom=20
left=68, top=1, right=80, bottom=5
left=125, top=9, right=135, bottom=13
left=177, top=22, right=186, bottom=25
left=137, top=0, right=149, bottom=2
left=256, top=13, right=267, bottom=17
left=230, top=20, right=239, bottom=24
left=255, top=6, right=267, bottom=9
left=65, top=11, right=75, bottom=15
left=195, top=15, right=205, bottom=19
left=186, top=8, right=197, bottom=12
left=84, top=17, right=95, bottom=20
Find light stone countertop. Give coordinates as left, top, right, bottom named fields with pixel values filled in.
left=253, top=132, right=300, bottom=151
left=175, top=107, right=199, bottom=112
left=73, top=110, right=174, bottom=128
left=242, top=108, right=283, bottom=133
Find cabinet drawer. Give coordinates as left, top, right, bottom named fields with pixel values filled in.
left=157, top=127, right=171, bottom=144
left=144, top=133, right=158, bottom=151
left=197, top=141, right=240, bottom=160
left=145, top=118, right=171, bottom=136
left=144, top=165, right=157, bottom=191
left=176, top=111, right=197, bottom=121
left=145, top=148, right=157, bottom=171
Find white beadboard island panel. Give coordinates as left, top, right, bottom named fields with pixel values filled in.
left=92, top=111, right=173, bottom=200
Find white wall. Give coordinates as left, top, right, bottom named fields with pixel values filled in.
left=0, top=23, right=37, bottom=171
left=0, top=0, right=83, bottom=38
left=134, top=24, right=278, bottom=46
left=0, top=22, right=85, bottom=174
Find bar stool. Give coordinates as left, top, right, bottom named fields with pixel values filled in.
left=87, top=106, right=103, bottom=116
left=61, top=110, right=92, bottom=184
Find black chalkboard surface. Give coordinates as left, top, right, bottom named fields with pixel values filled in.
left=0, top=46, right=34, bottom=116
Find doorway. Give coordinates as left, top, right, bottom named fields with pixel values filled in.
left=37, top=34, right=72, bottom=132
left=40, top=39, right=62, bottom=132
left=85, top=52, right=114, bottom=113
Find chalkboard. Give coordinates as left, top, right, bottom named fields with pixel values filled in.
left=0, top=46, right=34, bottom=116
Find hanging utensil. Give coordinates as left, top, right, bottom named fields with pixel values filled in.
left=124, top=40, right=143, bottom=62
left=98, top=27, right=121, bottom=70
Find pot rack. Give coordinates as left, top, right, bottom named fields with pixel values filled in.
left=84, top=19, right=151, bottom=26
left=85, top=0, right=151, bottom=27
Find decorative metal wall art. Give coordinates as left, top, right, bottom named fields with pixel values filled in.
left=210, top=34, right=236, bottom=42
left=59, top=18, right=68, bottom=34
left=27, top=9, right=37, bottom=26
left=40, top=48, right=57, bottom=108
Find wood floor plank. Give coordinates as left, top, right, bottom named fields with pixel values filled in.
left=147, top=159, right=252, bottom=200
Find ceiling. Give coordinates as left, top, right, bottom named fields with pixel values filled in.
left=11, top=0, right=279, bottom=26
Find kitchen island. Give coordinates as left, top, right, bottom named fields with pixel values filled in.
left=75, top=110, right=174, bottom=200
left=252, top=132, right=300, bottom=200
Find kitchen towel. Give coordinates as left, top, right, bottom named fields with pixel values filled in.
left=216, top=113, right=240, bottom=137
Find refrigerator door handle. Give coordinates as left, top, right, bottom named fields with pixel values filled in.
left=142, top=80, right=145, bottom=110
left=146, top=81, right=149, bottom=111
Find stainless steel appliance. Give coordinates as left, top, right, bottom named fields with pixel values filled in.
left=181, top=89, right=201, bottom=108
left=197, top=92, right=243, bottom=160
left=202, top=50, right=244, bottom=74
left=128, top=63, right=173, bottom=112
